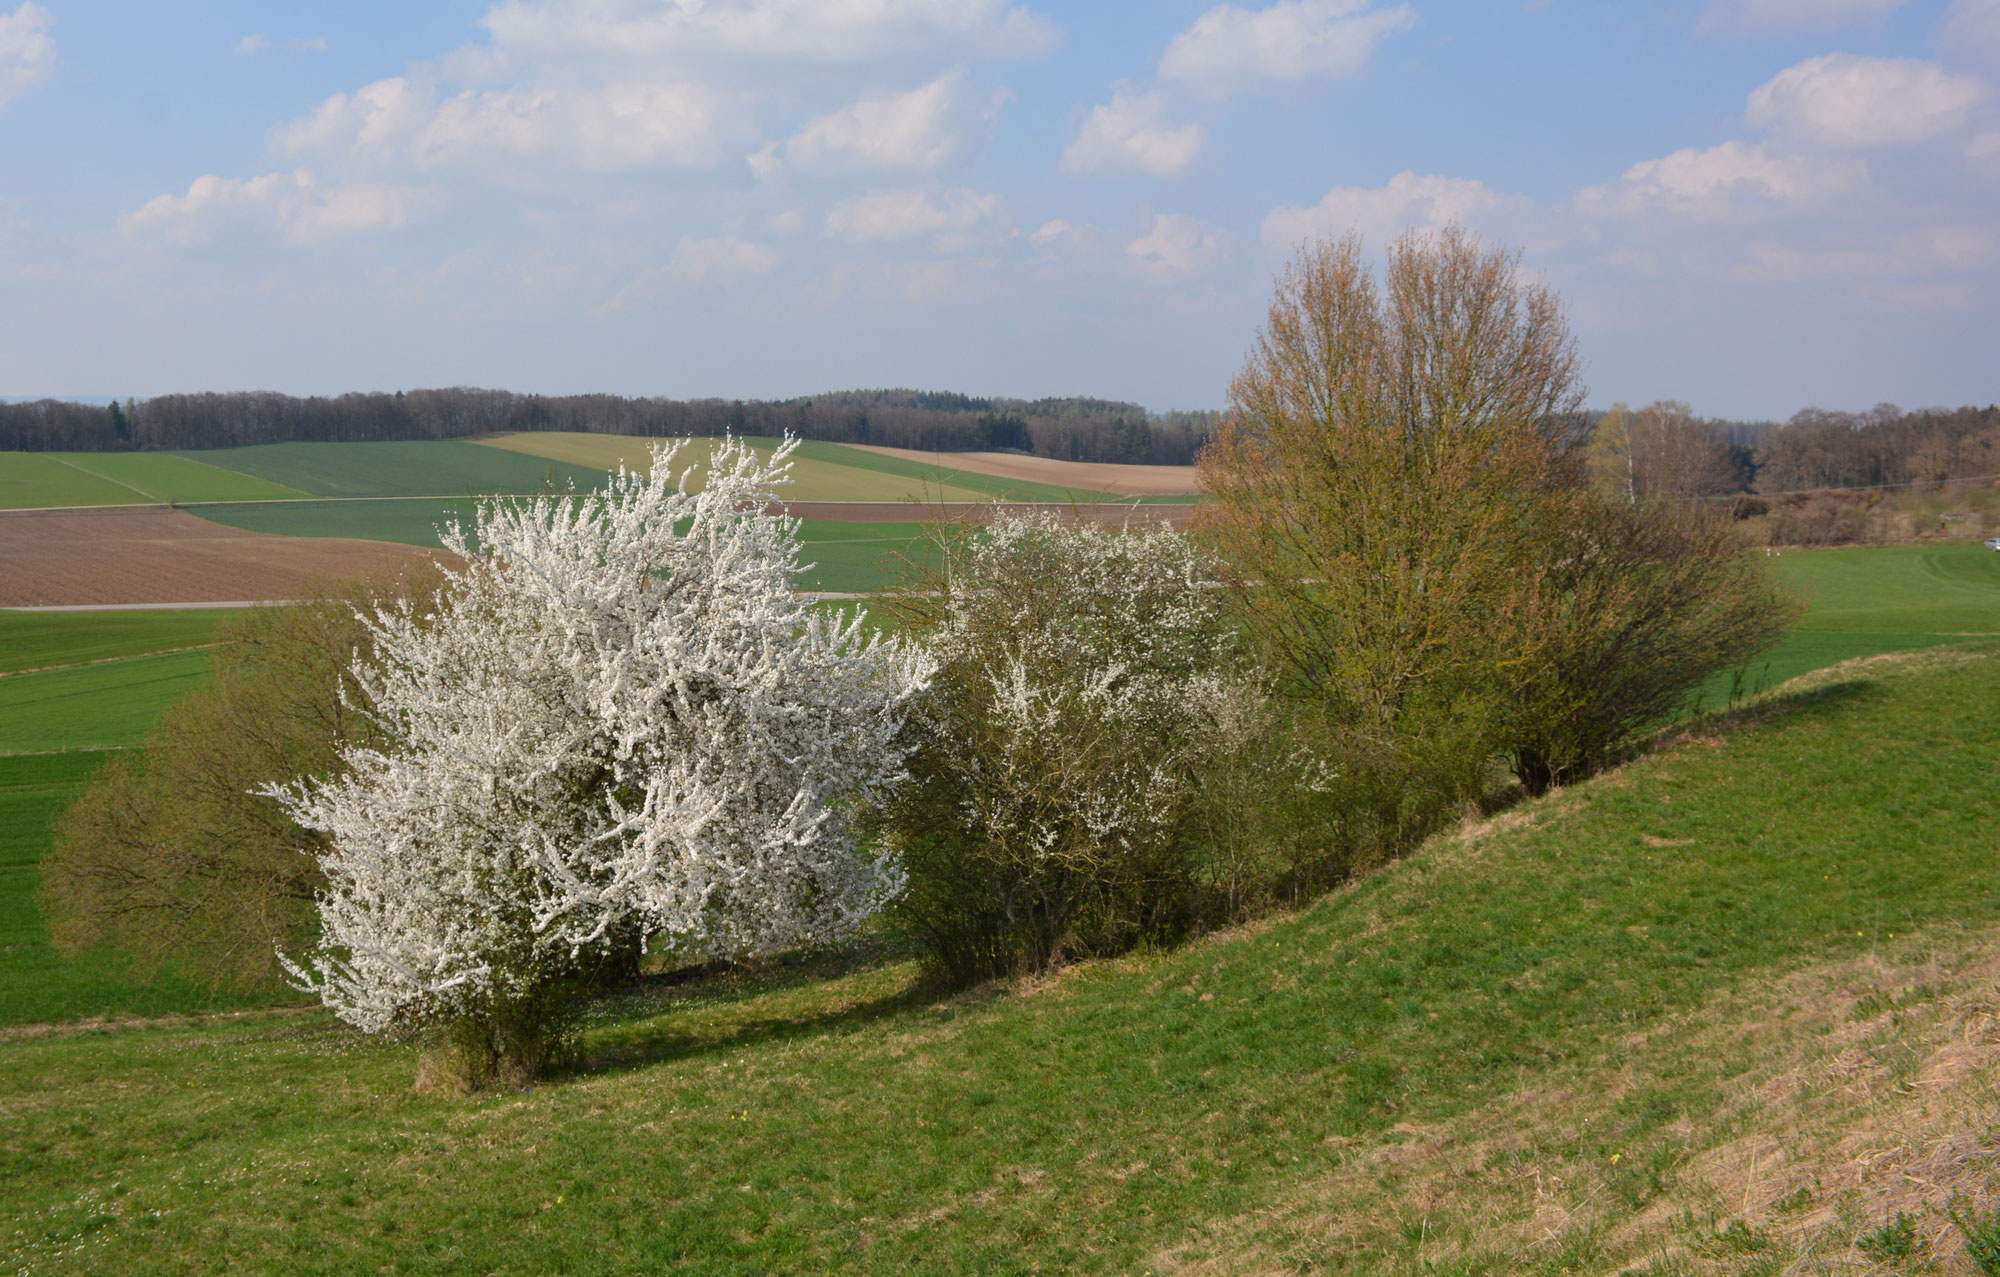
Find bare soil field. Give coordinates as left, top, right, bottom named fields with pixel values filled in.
left=0, top=508, right=442, bottom=607
left=774, top=500, right=1192, bottom=527
left=844, top=445, right=1204, bottom=496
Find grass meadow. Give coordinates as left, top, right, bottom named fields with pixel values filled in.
left=0, top=647, right=1995, bottom=1272
left=1, top=542, right=1997, bottom=1271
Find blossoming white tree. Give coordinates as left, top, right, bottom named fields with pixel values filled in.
left=264, top=437, right=932, bottom=1089
left=877, top=512, right=1248, bottom=982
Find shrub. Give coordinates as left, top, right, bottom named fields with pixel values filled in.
left=42, top=569, right=438, bottom=992
left=877, top=513, right=1256, bottom=984
left=1503, top=498, right=1801, bottom=793
left=262, top=438, right=931, bottom=1090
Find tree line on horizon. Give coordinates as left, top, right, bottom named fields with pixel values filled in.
left=0, top=386, right=1220, bottom=467
left=5, top=385, right=1994, bottom=491
left=1585, top=400, right=2000, bottom=503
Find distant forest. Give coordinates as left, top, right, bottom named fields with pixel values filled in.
left=0, top=387, right=1221, bottom=467
left=1591, top=401, right=2000, bottom=500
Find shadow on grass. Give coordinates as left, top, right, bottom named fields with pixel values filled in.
left=558, top=937, right=941, bottom=1081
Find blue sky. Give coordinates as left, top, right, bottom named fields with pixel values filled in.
left=0, top=0, right=1995, bottom=418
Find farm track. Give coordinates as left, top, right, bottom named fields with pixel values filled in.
left=0, top=508, right=446, bottom=607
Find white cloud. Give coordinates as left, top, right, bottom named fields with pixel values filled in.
left=816, top=257, right=985, bottom=306
left=1697, top=0, right=1906, bottom=34
left=1747, top=54, right=1985, bottom=147
left=278, top=76, right=741, bottom=173
left=119, top=170, right=439, bottom=248
left=1939, top=0, right=2000, bottom=65
left=0, top=2, right=54, bottom=110
left=1157, top=0, right=1414, bottom=100
left=665, top=234, right=778, bottom=283
left=477, top=0, right=1058, bottom=63
left=1744, top=225, right=1992, bottom=279
left=596, top=234, right=779, bottom=313
left=235, top=33, right=271, bottom=55
left=767, top=76, right=963, bottom=175
left=1028, top=217, right=1111, bottom=260
left=292, top=36, right=330, bottom=53
left=1124, top=212, right=1232, bottom=281
left=1262, top=170, right=1526, bottom=248
left=1575, top=141, right=1867, bottom=221
left=1058, top=88, right=1203, bottom=177
left=824, top=187, right=1010, bottom=250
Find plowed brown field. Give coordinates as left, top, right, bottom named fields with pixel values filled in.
left=844, top=446, right=1203, bottom=496
left=0, top=508, right=444, bottom=607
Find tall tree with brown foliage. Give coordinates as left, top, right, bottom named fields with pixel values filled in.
left=1199, top=229, right=1795, bottom=817
left=1196, top=229, right=1588, bottom=825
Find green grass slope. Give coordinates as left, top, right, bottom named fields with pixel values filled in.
left=0, top=609, right=231, bottom=675
left=0, top=648, right=1994, bottom=1274
left=179, top=441, right=613, bottom=498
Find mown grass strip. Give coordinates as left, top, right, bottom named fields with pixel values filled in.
left=0, top=648, right=1993, bottom=1273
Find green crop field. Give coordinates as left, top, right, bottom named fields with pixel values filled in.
left=0, top=454, right=153, bottom=509
left=187, top=503, right=931, bottom=593
left=784, top=438, right=1123, bottom=504
left=477, top=431, right=1139, bottom=504
left=475, top=432, right=1003, bottom=503
left=178, top=440, right=613, bottom=499
left=0, top=650, right=215, bottom=756
left=0, top=609, right=233, bottom=675
left=186, top=496, right=483, bottom=547
left=0, top=646, right=1995, bottom=1272
left=54, top=452, right=307, bottom=503
left=0, top=452, right=307, bottom=508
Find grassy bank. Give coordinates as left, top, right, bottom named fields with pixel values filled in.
left=1, top=646, right=1996, bottom=1272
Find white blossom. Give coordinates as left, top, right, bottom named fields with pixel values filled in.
left=264, top=437, right=932, bottom=1036
left=912, top=512, right=1235, bottom=875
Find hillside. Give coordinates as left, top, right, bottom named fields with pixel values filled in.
left=2, top=646, right=1997, bottom=1273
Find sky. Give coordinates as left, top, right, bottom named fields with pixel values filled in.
left=0, top=0, right=1995, bottom=419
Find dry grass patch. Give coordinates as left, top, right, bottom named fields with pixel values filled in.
left=1171, top=927, right=2000, bottom=1275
